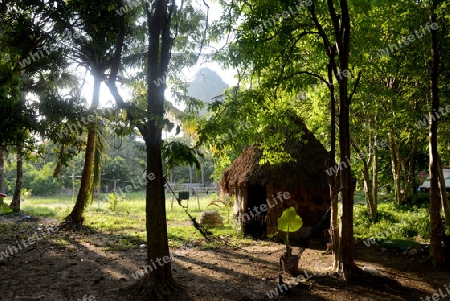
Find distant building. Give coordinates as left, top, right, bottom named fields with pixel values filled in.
left=419, top=169, right=450, bottom=192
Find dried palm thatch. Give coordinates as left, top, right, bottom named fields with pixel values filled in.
left=220, top=118, right=329, bottom=193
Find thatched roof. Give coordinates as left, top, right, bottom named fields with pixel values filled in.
left=220, top=119, right=329, bottom=193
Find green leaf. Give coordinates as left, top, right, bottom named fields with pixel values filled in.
left=277, top=206, right=303, bottom=233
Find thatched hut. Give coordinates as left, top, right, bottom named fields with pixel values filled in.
left=220, top=121, right=330, bottom=240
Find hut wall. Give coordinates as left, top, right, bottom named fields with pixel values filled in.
left=265, top=179, right=330, bottom=238
left=233, top=187, right=248, bottom=231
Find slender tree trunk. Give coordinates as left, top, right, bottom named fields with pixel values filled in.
left=438, top=156, right=450, bottom=226
left=404, top=145, right=417, bottom=201
left=351, top=140, right=376, bottom=219
left=387, top=134, right=405, bottom=205
left=65, top=76, right=101, bottom=225
left=9, top=153, right=22, bottom=212
left=326, top=57, right=340, bottom=270
left=362, top=165, right=376, bottom=219
left=329, top=134, right=340, bottom=271
left=330, top=175, right=339, bottom=270
left=332, top=0, right=354, bottom=281
left=372, top=135, right=378, bottom=214
left=201, top=162, right=204, bottom=187
left=429, top=3, right=445, bottom=266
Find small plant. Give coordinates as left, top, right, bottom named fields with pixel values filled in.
left=207, top=194, right=234, bottom=223
left=20, top=188, right=32, bottom=201
left=106, top=193, right=126, bottom=211
left=278, top=206, right=303, bottom=255
left=0, top=203, right=13, bottom=215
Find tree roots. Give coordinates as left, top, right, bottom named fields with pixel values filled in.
left=121, top=275, right=188, bottom=301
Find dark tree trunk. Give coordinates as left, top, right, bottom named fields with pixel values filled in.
left=0, top=147, right=5, bottom=205
left=103, top=0, right=182, bottom=296
left=327, top=61, right=339, bottom=270
left=124, top=0, right=182, bottom=298
left=65, top=76, right=101, bottom=226
left=326, top=0, right=355, bottom=282
left=429, top=3, right=445, bottom=266
left=309, top=0, right=356, bottom=280
left=9, top=153, right=22, bottom=212
left=139, top=103, right=180, bottom=298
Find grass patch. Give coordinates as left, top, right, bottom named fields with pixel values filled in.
left=19, top=192, right=435, bottom=251
left=10, top=191, right=246, bottom=251
left=20, top=206, right=59, bottom=217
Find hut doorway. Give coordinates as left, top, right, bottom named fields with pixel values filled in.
left=244, top=185, right=267, bottom=237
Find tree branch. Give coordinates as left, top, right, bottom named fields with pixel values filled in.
left=282, top=71, right=330, bottom=86
left=348, top=70, right=362, bottom=104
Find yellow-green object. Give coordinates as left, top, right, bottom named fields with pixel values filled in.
left=278, top=206, right=303, bottom=254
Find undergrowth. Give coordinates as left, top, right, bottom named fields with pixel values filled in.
left=354, top=201, right=430, bottom=242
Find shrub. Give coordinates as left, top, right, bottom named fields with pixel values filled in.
left=409, top=193, right=430, bottom=206
left=27, top=163, right=61, bottom=196
left=107, top=193, right=119, bottom=211
left=354, top=202, right=430, bottom=241
left=105, top=193, right=128, bottom=211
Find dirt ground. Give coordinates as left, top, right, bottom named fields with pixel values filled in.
left=0, top=215, right=448, bottom=301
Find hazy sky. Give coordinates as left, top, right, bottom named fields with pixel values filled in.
left=78, top=1, right=237, bottom=111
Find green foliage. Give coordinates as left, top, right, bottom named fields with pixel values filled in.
left=278, top=206, right=303, bottom=233
left=162, top=141, right=202, bottom=171
left=102, top=156, right=132, bottom=188
left=25, top=162, right=61, bottom=196
left=105, top=192, right=127, bottom=211
left=408, top=192, right=430, bottom=206
left=20, top=188, right=32, bottom=200
left=354, top=202, right=429, bottom=241
left=0, top=203, right=13, bottom=215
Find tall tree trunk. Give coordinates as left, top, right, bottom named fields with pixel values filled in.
left=362, top=165, right=375, bottom=218
left=351, top=141, right=376, bottom=219
left=103, top=0, right=182, bottom=295
left=429, top=2, right=445, bottom=266
left=125, top=0, right=181, bottom=298
left=9, top=153, right=22, bottom=212
left=140, top=105, right=179, bottom=298
left=327, top=62, right=340, bottom=271
left=330, top=174, right=340, bottom=270
left=388, top=134, right=404, bottom=205
left=438, top=156, right=450, bottom=226
left=330, top=0, right=355, bottom=282
left=65, top=76, right=101, bottom=225
left=372, top=134, right=378, bottom=214
left=404, top=145, right=417, bottom=201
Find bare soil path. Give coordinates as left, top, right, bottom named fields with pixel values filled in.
left=0, top=215, right=447, bottom=300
